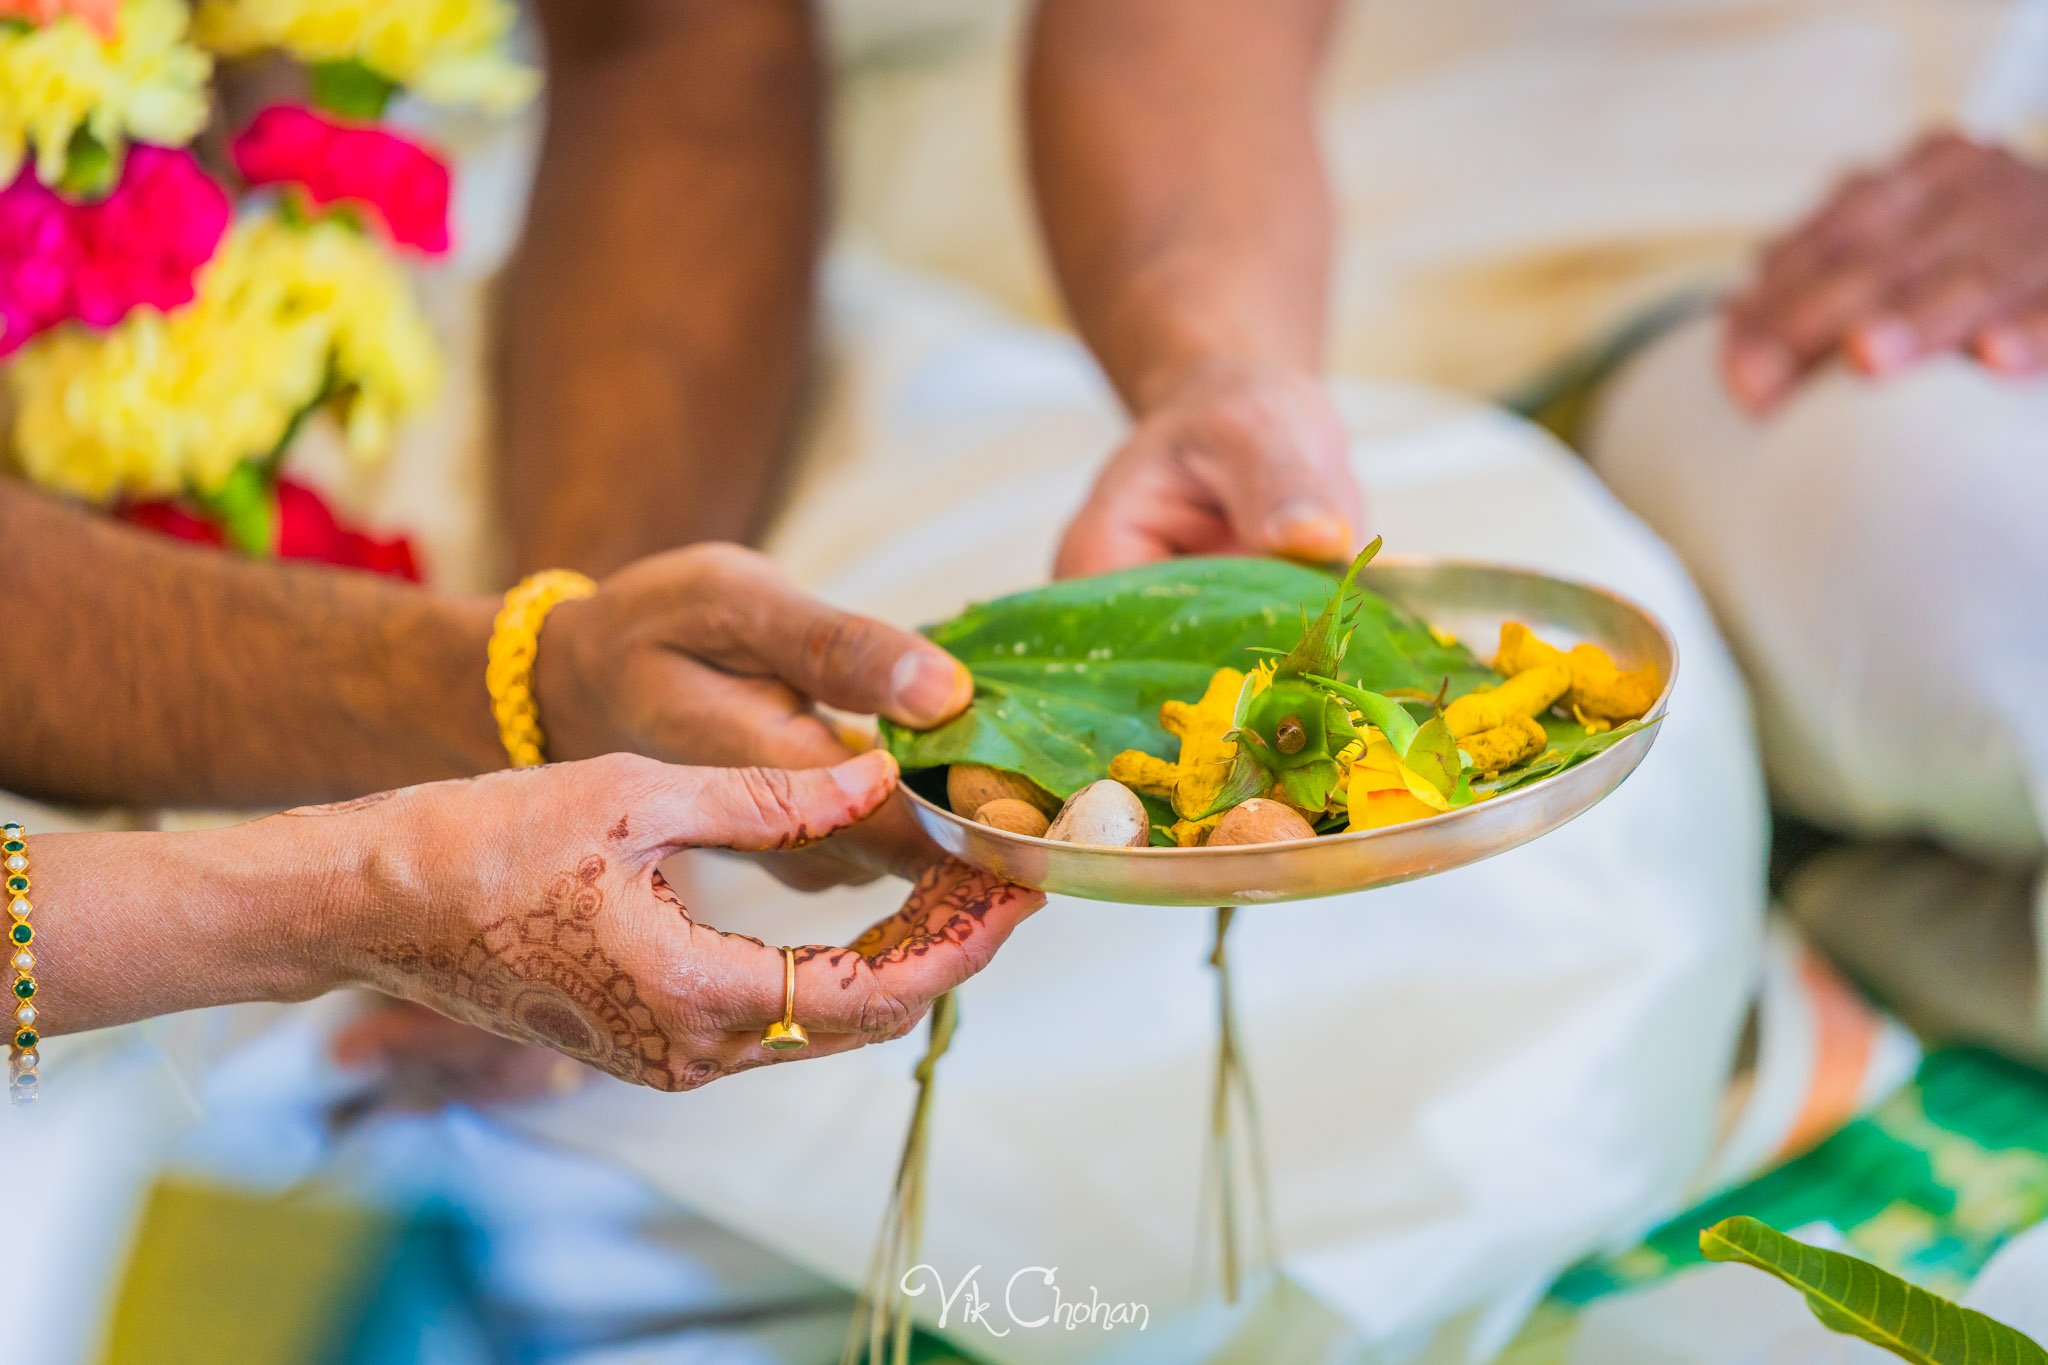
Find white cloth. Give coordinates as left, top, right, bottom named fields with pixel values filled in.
left=1588, top=315, right=2048, bottom=1047
left=486, top=255, right=1768, bottom=1361
left=1590, top=316, right=2048, bottom=866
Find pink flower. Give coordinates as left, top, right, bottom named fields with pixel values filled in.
left=231, top=105, right=452, bottom=257
left=0, top=0, right=117, bottom=36
left=0, top=145, right=230, bottom=356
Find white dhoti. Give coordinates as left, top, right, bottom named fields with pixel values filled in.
left=1590, top=317, right=2048, bottom=1059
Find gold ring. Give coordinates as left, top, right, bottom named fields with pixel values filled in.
left=761, top=947, right=810, bottom=1052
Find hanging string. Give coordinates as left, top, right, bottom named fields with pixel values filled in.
left=842, top=990, right=959, bottom=1365
left=1195, top=906, right=1277, bottom=1302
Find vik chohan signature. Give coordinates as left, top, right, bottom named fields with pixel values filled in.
left=900, top=1263, right=1151, bottom=1337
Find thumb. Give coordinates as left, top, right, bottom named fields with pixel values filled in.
left=1194, top=395, right=1360, bottom=563
left=643, top=750, right=901, bottom=855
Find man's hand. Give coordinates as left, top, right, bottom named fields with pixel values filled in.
left=1056, top=362, right=1360, bottom=579
left=1724, top=132, right=2048, bottom=413
left=535, top=543, right=972, bottom=887
left=320, top=753, right=1041, bottom=1092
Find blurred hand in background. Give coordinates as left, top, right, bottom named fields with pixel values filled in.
left=1724, top=132, right=2048, bottom=414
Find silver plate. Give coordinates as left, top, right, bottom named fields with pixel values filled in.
left=903, top=558, right=1676, bottom=906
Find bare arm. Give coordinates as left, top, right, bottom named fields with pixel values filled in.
left=1027, top=0, right=1360, bottom=576
left=2, top=484, right=962, bottom=881
left=31, top=755, right=1042, bottom=1098
left=2, top=482, right=499, bottom=809
left=1028, top=0, right=1337, bottom=410
left=500, top=0, right=825, bottom=577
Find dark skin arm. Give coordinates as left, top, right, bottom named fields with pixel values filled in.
left=2, top=484, right=964, bottom=892
left=499, top=0, right=824, bottom=577
left=3, top=481, right=499, bottom=809
left=1027, top=0, right=1361, bottom=577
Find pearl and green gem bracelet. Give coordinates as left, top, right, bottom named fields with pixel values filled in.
left=6, top=823, right=38, bottom=1106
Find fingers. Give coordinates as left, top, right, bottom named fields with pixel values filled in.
left=627, top=861, right=1035, bottom=1091
left=860, top=861, right=1045, bottom=1003
left=1976, top=293, right=2048, bottom=374
left=818, top=861, right=1044, bottom=1032
left=712, top=861, right=1042, bottom=1043
left=1055, top=371, right=1362, bottom=579
left=754, top=791, right=941, bottom=889
left=1723, top=131, right=2048, bottom=412
left=1846, top=264, right=2008, bottom=376
left=1054, top=502, right=1181, bottom=580
left=640, top=750, right=900, bottom=855
left=684, top=549, right=972, bottom=729
left=1186, top=386, right=1359, bottom=564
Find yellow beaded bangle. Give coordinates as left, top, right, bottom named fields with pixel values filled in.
left=6, top=821, right=38, bottom=1106
left=486, top=570, right=596, bottom=768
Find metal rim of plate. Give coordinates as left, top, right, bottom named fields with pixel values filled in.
left=901, top=557, right=1678, bottom=906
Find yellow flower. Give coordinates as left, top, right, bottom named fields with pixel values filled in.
left=1345, top=734, right=1451, bottom=831
left=0, top=0, right=211, bottom=184
left=193, top=0, right=536, bottom=113
left=7, top=214, right=439, bottom=502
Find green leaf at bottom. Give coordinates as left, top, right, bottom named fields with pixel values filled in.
left=1699, top=1216, right=2047, bottom=1364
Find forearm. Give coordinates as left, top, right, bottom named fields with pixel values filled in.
left=1026, top=0, right=1337, bottom=411
left=501, top=1, right=825, bottom=577
left=32, top=818, right=359, bottom=1035
left=3, top=483, right=500, bottom=809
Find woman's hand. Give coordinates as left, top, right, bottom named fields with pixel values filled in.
left=534, top=543, right=973, bottom=887
left=1724, top=132, right=2048, bottom=413
left=1055, top=362, right=1360, bottom=579
left=313, top=751, right=1043, bottom=1091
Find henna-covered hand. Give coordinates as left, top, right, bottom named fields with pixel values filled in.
left=315, top=751, right=1043, bottom=1092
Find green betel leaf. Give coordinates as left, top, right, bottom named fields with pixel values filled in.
left=882, top=556, right=1490, bottom=800
left=1404, top=716, right=1461, bottom=800
left=1698, top=1217, right=2048, bottom=1364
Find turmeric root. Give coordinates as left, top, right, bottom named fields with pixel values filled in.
left=1457, top=714, right=1547, bottom=775
left=1109, top=666, right=1257, bottom=847
left=1495, top=623, right=1660, bottom=725
left=1444, top=661, right=1571, bottom=738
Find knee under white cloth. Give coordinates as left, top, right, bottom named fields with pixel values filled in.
left=1590, top=315, right=2048, bottom=1051
left=486, top=257, right=1768, bottom=1362
left=1589, top=315, right=2048, bottom=867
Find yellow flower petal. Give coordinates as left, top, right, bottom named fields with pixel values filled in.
left=192, top=0, right=537, bottom=113
left=8, top=214, right=439, bottom=502
left=0, top=0, right=210, bottom=183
